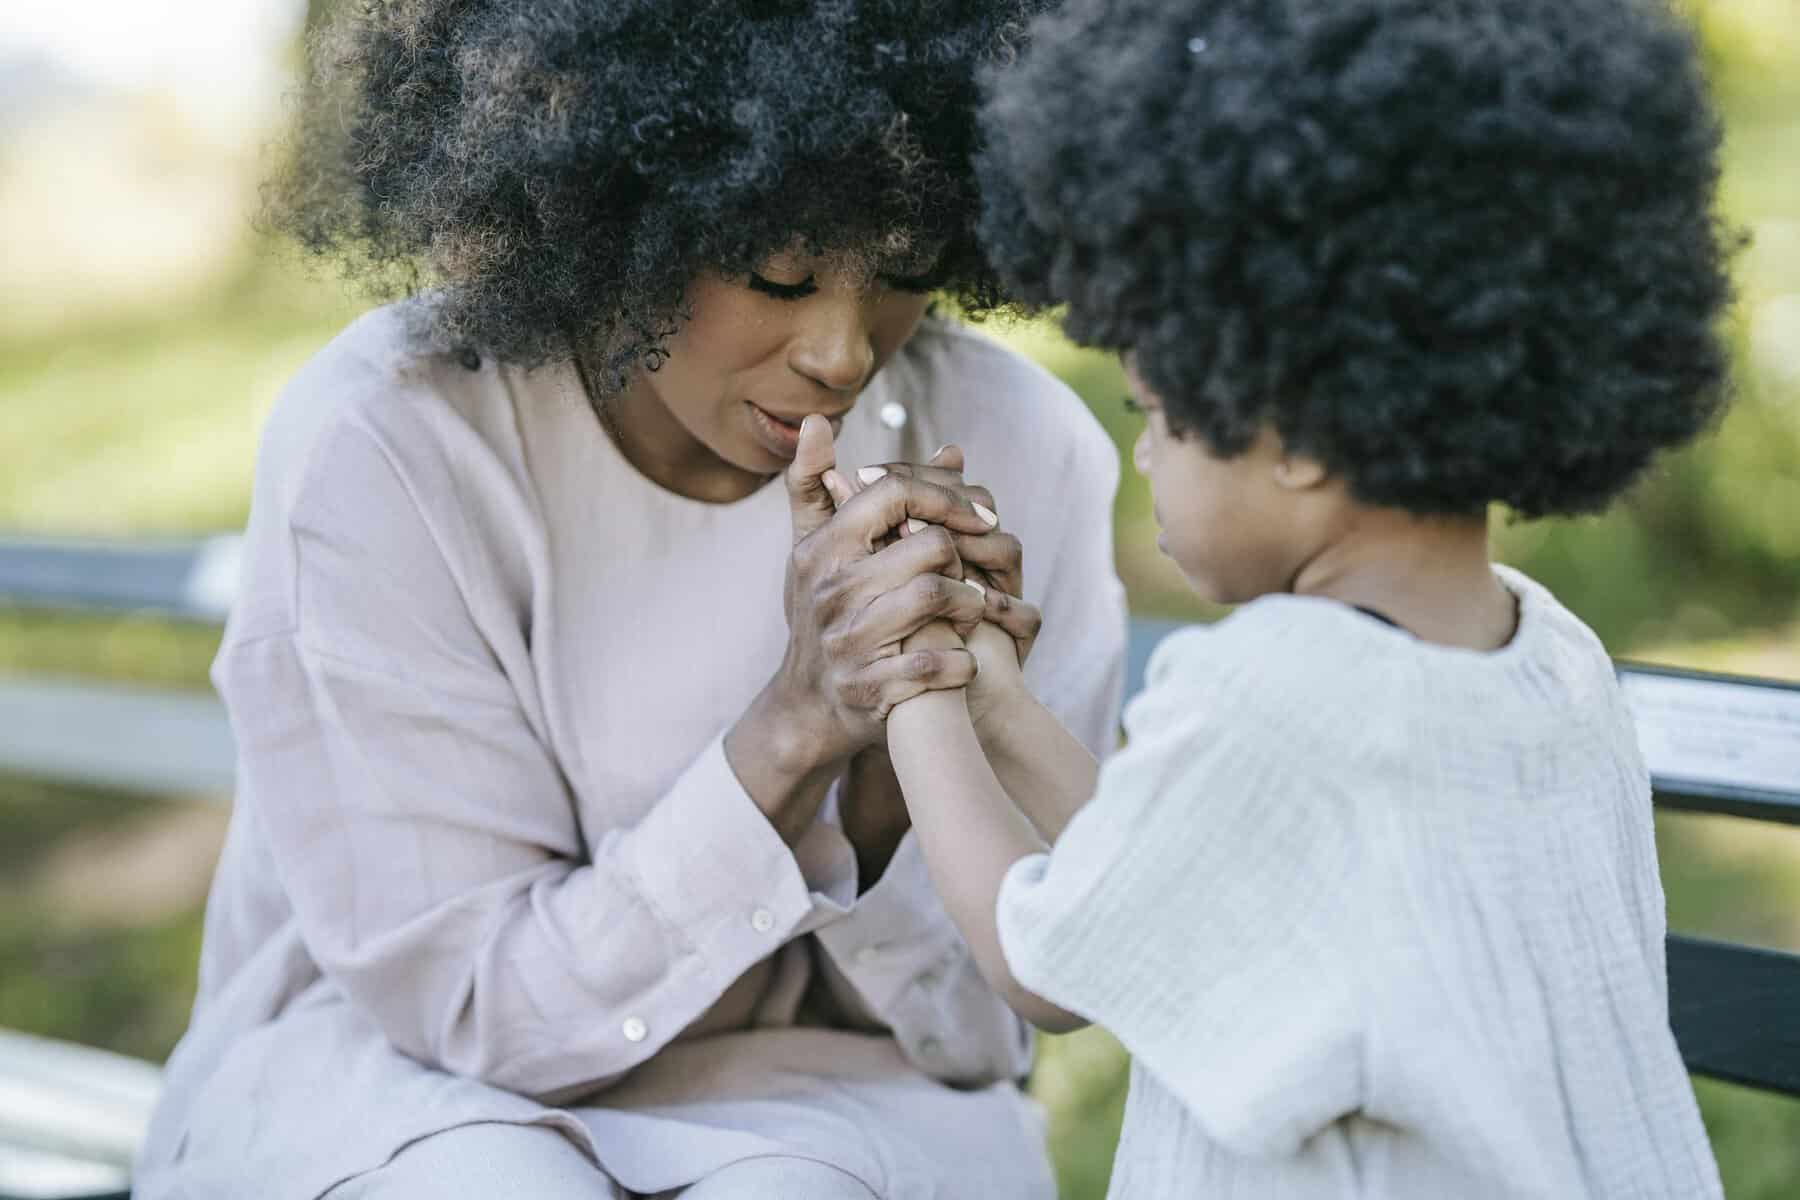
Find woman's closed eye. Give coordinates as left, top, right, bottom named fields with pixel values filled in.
left=747, top=271, right=819, bottom=300
left=746, top=268, right=939, bottom=301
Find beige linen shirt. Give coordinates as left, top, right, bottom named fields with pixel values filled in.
left=134, top=306, right=1127, bottom=1200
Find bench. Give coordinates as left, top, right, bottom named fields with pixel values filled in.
left=2, top=536, right=1797, bottom=1199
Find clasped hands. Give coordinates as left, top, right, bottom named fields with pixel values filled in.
left=777, top=415, right=1040, bottom=747
left=737, top=413, right=1040, bottom=877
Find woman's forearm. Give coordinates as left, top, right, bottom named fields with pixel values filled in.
left=886, top=689, right=1087, bottom=1033
left=724, top=684, right=845, bottom=846
left=974, top=685, right=1101, bottom=843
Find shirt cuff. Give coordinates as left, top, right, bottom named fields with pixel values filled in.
left=617, top=733, right=832, bottom=990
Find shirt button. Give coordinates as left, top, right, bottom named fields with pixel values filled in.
left=918, top=1036, right=943, bottom=1060
left=750, top=908, right=775, bottom=934
left=855, top=945, right=884, bottom=966
left=622, top=1017, right=648, bottom=1043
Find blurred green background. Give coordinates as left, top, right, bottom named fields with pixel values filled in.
left=1, top=1, right=1796, bottom=1196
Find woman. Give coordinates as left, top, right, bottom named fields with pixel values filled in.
left=135, top=3, right=1126, bottom=1198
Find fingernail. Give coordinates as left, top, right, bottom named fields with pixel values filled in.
left=973, top=502, right=998, bottom=528
left=932, top=444, right=951, bottom=459
left=858, top=467, right=887, bottom=484
left=965, top=580, right=986, bottom=599
left=907, top=518, right=928, bottom=534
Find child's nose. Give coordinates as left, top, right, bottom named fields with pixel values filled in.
left=1133, top=428, right=1152, bottom=475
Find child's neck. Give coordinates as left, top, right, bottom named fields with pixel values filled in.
left=1290, top=510, right=1517, bottom=652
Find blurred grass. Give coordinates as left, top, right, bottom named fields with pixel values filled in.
left=1, top=2, right=1798, bottom=1197
left=0, top=777, right=208, bottom=1061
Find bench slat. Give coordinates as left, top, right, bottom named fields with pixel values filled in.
left=0, top=678, right=235, bottom=798
left=1619, top=663, right=1800, bottom=828
left=0, top=536, right=236, bottom=623
left=1667, top=935, right=1800, bottom=1097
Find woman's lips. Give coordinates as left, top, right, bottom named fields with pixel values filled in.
left=746, top=403, right=845, bottom=460
left=747, top=402, right=804, bottom=459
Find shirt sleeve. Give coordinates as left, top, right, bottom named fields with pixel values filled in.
left=810, top=409, right=1128, bottom=1082
left=995, top=639, right=1366, bottom=1158
left=221, top=420, right=853, bottom=1102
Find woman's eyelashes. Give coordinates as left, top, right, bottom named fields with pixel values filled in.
left=745, top=269, right=939, bottom=301
left=747, top=272, right=818, bottom=300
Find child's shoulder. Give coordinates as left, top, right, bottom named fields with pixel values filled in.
left=1140, top=592, right=1401, bottom=708
left=1132, top=569, right=1622, bottom=757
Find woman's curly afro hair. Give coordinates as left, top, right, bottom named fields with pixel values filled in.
left=269, top=0, right=1051, bottom=383
left=977, top=0, right=1737, bottom=518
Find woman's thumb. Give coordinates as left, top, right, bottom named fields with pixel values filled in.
left=784, top=414, right=838, bottom=543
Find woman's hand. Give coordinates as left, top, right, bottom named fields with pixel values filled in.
left=827, top=445, right=1044, bottom=739
left=848, top=446, right=1042, bottom=669
left=727, top=417, right=995, bottom=843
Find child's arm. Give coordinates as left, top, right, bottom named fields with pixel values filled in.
left=963, top=620, right=1101, bottom=843
left=814, top=456, right=1103, bottom=843
left=886, top=625, right=1089, bottom=1034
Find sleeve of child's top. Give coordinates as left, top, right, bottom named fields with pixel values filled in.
left=220, top=420, right=853, bottom=1102
left=995, top=636, right=1365, bottom=1158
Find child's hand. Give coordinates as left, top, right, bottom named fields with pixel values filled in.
left=900, top=618, right=967, bottom=659
left=824, top=447, right=1042, bottom=728
left=963, top=614, right=1028, bottom=729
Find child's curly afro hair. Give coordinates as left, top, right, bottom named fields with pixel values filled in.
left=268, top=0, right=1050, bottom=383
left=977, top=0, right=1737, bottom=518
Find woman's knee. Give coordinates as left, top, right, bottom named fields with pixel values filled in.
left=327, top=1121, right=620, bottom=1199
left=676, top=1156, right=879, bottom=1200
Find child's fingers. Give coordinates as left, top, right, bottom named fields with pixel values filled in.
left=929, top=443, right=966, bottom=472
left=822, top=468, right=857, bottom=509
left=980, top=585, right=1044, bottom=664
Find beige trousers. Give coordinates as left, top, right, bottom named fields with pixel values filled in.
left=330, top=1121, right=879, bottom=1199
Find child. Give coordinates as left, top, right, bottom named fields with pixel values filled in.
left=821, top=0, right=1733, bottom=1194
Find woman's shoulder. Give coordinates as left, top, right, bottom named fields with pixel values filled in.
left=230, top=303, right=541, bottom=636
left=256, top=301, right=521, bottom=516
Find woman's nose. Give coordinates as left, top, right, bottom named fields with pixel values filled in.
left=788, top=300, right=875, bottom=394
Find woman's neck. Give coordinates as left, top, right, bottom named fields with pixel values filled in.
left=1290, top=509, right=1517, bottom=651
left=585, top=361, right=775, bottom=504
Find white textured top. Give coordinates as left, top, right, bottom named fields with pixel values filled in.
left=136, top=306, right=1126, bottom=1200
left=998, top=567, right=1722, bottom=1199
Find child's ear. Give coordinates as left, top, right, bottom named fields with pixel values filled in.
left=1272, top=450, right=1329, bottom=491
